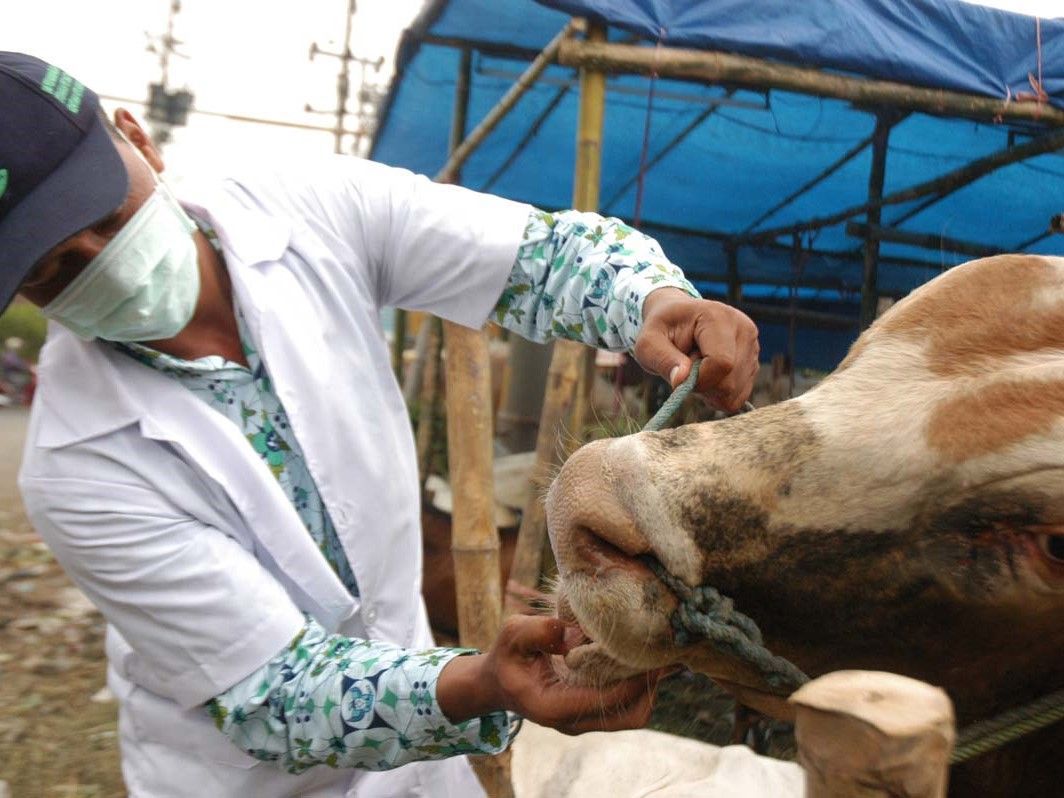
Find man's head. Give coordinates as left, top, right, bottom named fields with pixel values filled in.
left=0, top=52, right=131, bottom=313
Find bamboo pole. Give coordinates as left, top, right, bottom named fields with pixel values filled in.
left=442, top=322, right=515, bottom=798
left=734, top=127, right=1064, bottom=246
left=391, top=306, right=407, bottom=380
left=507, top=21, right=607, bottom=607
left=792, top=670, right=955, bottom=797
left=439, top=43, right=513, bottom=798
left=436, top=22, right=578, bottom=184
left=414, top=317, right=442, bottom=488
left=725, top=244, right=741, bottom=306
left=847, top=221, right=1005, bottom=259
left=557, top=38, right=1064, bottom=128
left=740, top=129, right=878, bottom=235
left=859, top=114, right=894, bottom=330
left=402, top=315, right=432, bottom=407
left=601, top=90, right=735, bottom=211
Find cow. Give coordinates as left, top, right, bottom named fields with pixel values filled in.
left=545, top=254, right=1064, bottom=797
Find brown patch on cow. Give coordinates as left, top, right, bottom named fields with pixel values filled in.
left=876, top=255, right=1064, bottom=377
left=928, top=378, right=1064, bottom=463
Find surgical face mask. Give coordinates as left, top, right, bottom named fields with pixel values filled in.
left=42, top=162, right=200, bottom=342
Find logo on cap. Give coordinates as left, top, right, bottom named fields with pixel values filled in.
left=0, top=169, right=7, bottom=201
left=39, top=64, right=84, bottom=115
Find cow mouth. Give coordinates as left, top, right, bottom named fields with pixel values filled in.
left=554, top=589, right=649, bottom=685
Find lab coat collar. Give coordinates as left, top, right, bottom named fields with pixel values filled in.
left=180, top=180, right=291, bottom=268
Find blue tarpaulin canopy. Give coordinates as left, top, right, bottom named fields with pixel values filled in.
left=371, top=0, right=1064, bottom=369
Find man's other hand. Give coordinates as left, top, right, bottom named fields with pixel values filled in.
left=437, top=614, right=660, bottom=735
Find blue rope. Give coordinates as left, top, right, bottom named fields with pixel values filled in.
left=643, top=360, right=703, bottom=432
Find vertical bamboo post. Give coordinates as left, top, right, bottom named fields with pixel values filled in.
left=440, top=45, right=514, bottom=798
left=726, top=244, right=741, bottom=306
left=414, top=316, right=442, bottom=488
left=859, top=113, right=893, bottom=330
left=791, top=670, right=955, bottom=798
left=391, top=307, right=407, bottom=379
left=507, top=20, right=607, bottom=605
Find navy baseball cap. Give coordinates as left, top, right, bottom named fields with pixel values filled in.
left=0, top=52, right=129, bottom=312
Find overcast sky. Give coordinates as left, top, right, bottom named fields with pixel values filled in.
left=1, top=0, right=1059, bottom=181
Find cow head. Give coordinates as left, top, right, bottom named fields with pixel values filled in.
left=547, top=254, right=1064, bottom=723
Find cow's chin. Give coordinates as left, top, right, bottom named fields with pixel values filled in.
left=555, top=567, right=799, bottom=719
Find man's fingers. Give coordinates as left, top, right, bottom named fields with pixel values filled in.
left=502, top=614, right=568, bottom=657
left=634, top=329, right=691, bottom=388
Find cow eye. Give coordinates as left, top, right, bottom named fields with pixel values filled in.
left=1038, top=534, right=1064, bottom=563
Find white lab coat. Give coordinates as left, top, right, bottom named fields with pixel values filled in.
left=18, top=156, right=530, bottom=797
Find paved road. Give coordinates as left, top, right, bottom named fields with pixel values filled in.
left=0, top=406, right=29, bottom=505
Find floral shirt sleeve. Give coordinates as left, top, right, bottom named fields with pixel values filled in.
left=206, top=616, right=512, bottom=773
left=493, top=209, right=699, bottom=351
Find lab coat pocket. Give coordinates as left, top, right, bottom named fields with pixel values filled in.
left=125, top=682, right=263, bottom=770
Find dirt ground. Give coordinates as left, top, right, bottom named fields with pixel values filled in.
left=0, top=406, right=787, bottom=797
left=0, top=407, right=124, bottom=797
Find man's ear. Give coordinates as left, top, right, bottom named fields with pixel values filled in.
left=112, top=108, right=165, bottom=174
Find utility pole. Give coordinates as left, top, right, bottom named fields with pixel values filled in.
left=307, top=0, right=384, bottom=155
left=144, top=0, right=194, bottom=148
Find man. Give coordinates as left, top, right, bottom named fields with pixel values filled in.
left=1, top=52, right=759, bottom=797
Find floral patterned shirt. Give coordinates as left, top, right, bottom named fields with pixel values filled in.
left=117, top=207, right=695, bottom=775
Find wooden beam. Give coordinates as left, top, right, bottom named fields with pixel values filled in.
left=846, top=221, right=1004, bottom=259
left=735, top=127, right=1064, bottom=245
left=435, top=22, right=577, bottom=184
left=860, top=114, right=895, bottom=329
left=557, top=38, right=1064, bottom=128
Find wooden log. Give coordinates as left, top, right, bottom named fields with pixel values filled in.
left=792, top=670, right=956, bottom=798
left=507, top=21, right=607, bottom=607
left=847, top=221, right=1005, bottom=259
left=558, top=38, right=1064, bottom=128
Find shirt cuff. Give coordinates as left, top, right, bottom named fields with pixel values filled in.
left=390, top=649, right=516, bottom=758
left=613, top=267, right=701, bottom=352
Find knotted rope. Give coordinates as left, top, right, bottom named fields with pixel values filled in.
left=641, top=360, right=809, bottom=692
